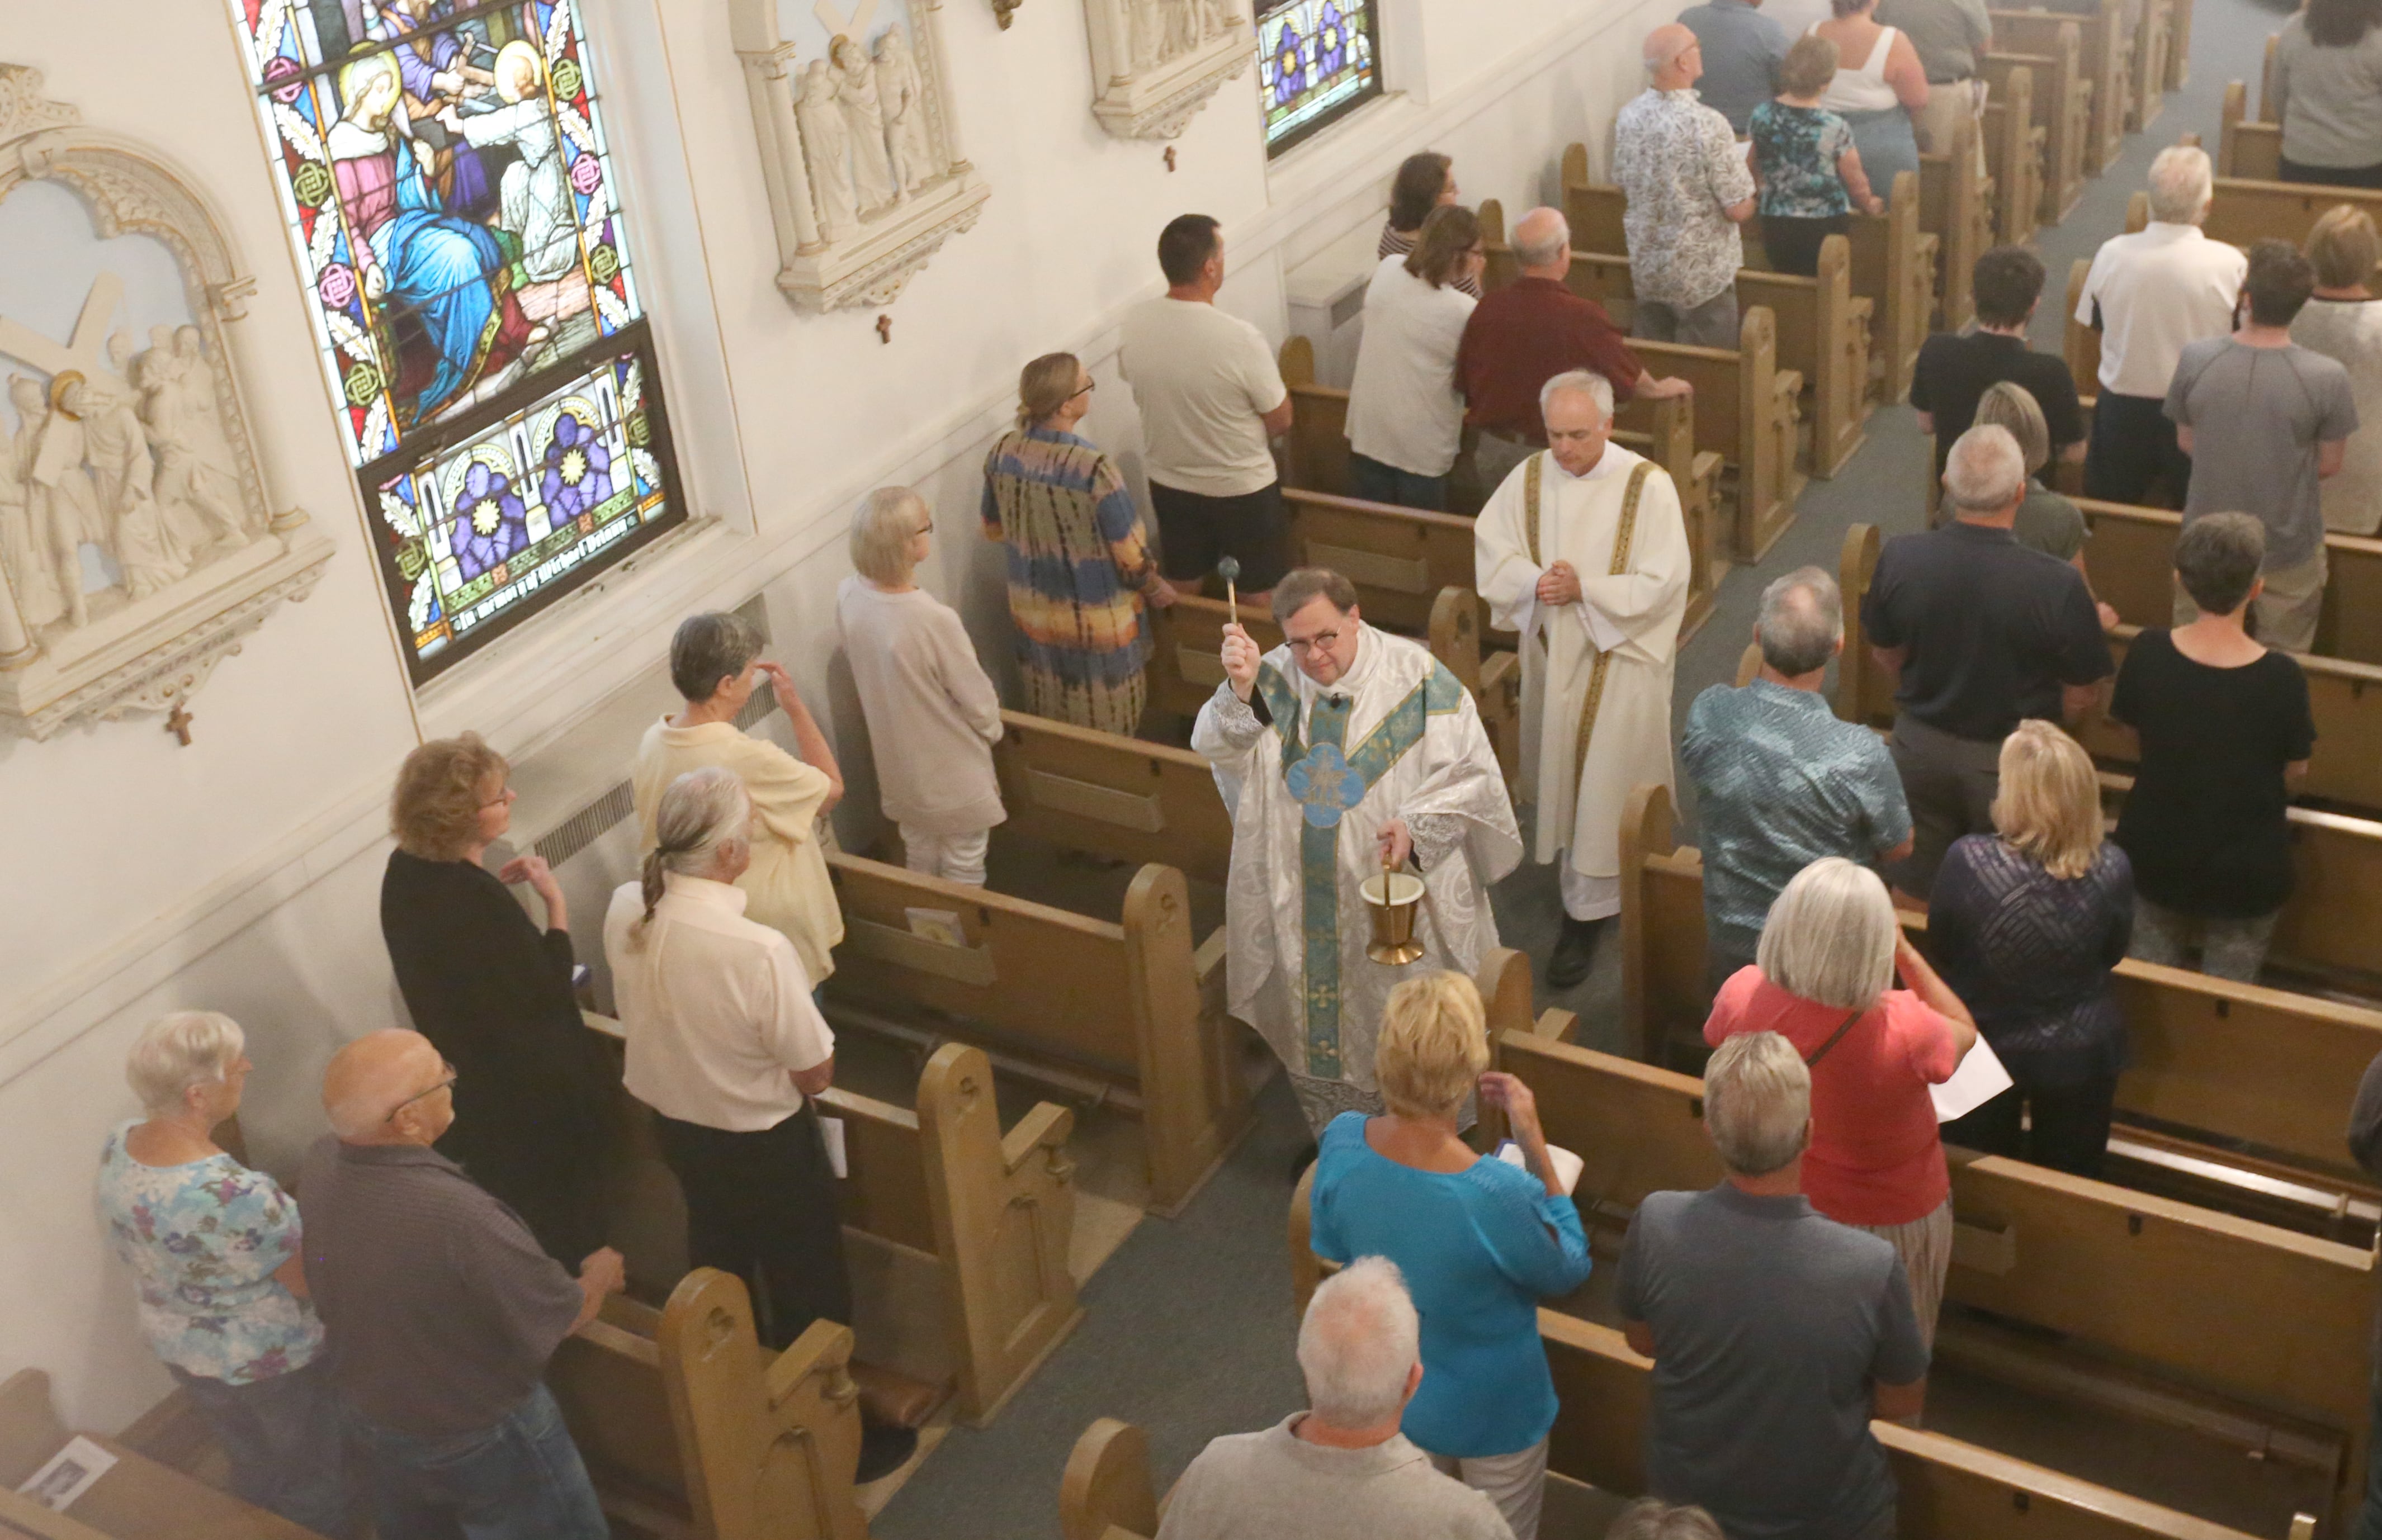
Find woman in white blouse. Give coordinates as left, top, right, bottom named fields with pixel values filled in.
left=2293, top=205, right=2382, bottom=534
left=837, top=485, right=1006, bottom=885
left=1344, top=205, right=1484, bottom=512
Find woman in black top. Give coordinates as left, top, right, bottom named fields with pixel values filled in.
left=2109, top=514, right=2317, bottom=983
left=380, top=733, right=616, bottom=1262
left=1933, top=721, right=2133, bottom=1177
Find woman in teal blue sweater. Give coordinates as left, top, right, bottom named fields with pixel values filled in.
left=1308, top=971, right=1592, bottom=1540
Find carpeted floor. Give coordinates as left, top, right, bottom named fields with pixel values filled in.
left=871, top=3, right=2302, bottom=1528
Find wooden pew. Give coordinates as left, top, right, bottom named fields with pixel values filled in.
left=1532, top=240, right=1873, bottom=481
left=1981, top=64, right=2044, bottom=246
left=1275, top=337, right=1723, bottom=643
left=1559, top=147, right=1936, bottom=393
left=2219, top=80, right=2283, bottom=182
left=1480, top=198, right=1803, bottom=563
left=2125, top=178, right=2382, bottom=286
left=551, top=1271, right=868, bottom=1540
left=2063, top=255, right=2102, bottom=407
left=2121, top=0, right=2171, bottom=132
left=1061, top=1389, right=2289, bottom=1540
left=588, top=1015, right=1083, bottom=1424
left=1839, top=520, right=2382, bottom=818
left=1986, top=23, right=2087, bottom=223
left=823, top=852, right=1245, bottom=1216
left=0, top=1371, right=316, bottom=1540
left=1917, top=111, right=1992, bottom=332
left=2164, top=0, right=2192, bottom=90
left=1615, top=780, right=2382, bottom=1188
left=1996, top=3, right=2123, bottom=178
left=2077, top=498, right=2382, bottom=666
left=1488, top=1028, right=2378, bottom=1534
left=1145, top=592, right=1282, bottom=726
left=994, top=708, right=1233, bottom=887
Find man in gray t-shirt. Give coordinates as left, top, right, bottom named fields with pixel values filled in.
left=1617, top=1033, right=1929, bottom=1540
left=2165, top=240, right=2360, bottom=652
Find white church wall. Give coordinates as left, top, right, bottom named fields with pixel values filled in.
left=1, top=0, right=1680, bottom=1430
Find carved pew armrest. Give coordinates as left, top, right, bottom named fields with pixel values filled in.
left=1000, top=1101, right=1077, bottom=1177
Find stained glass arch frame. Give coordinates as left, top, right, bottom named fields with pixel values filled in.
left=1256, top=0, right=1382, bottom=156
left=228, top=0, right=689, bottom=683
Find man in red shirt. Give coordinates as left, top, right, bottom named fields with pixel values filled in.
left=1458, top=206, right=1693, bottom=493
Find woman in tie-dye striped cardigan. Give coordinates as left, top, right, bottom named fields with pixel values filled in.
left=981, top=352, right=1179, bottom=736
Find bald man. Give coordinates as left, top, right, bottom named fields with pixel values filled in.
left=1456, top=206, right=1690, bottom=492
left=1613, top=24, right=1757, bottom=349
left=301, top=1030, right=622, bottom=1540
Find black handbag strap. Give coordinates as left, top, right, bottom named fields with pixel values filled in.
left=1804, top=1009, right=1865, bottom=1068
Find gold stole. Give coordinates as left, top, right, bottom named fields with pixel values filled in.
left=1523, top=452, right=1653, bottom=789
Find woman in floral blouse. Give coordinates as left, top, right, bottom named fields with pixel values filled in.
left=1748, top=35, right=1887, bottom=276
left=96, top=1012, right=356, bottom=1537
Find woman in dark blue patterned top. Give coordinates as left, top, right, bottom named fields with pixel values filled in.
left=1930, top=721, right=2133, bottom=1178
left=1748, top=36, right=1885, bottom=276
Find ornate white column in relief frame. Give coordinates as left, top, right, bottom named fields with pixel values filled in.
left=729, top=0, right=991, bottom=312
left=0, top=64, right=333, bottom=741
left=1084, top=0, right=1253, bottom=140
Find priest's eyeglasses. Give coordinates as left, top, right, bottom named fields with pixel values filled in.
left=1285, top=628, right=1345, bottom=655
left=387, top=1060, right=458, bottom=1122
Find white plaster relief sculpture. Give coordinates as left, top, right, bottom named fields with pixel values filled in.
left=730, top=0, right=989, bottom=312
left=1086, top=0, right=1251, bottom=140
left=0, top=63, right=333, bottom=741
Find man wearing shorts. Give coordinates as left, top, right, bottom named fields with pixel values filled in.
left=1121, top=213, right=1294, bottom=602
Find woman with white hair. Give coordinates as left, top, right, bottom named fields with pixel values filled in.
left=837, top=485, right=1005, bottom=887
left=602, top=768, right=916, bottom=1480
left=1307, top=972, right=1592, bottom=1540
left=1703, top=857, right=1978, bottom=1342
left=1932, top=722, right=2133, bottom=1177
left=96, top=1013, right=357, bottom=1536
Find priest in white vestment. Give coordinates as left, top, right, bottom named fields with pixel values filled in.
left=1474, top=368, right=1690, bottom=989
left=1193, top=567, right=1523, bottom=1132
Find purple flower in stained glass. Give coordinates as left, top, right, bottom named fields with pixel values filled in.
left=570, top=153, right=604, bottom=196
left=452, top=460, right=528, bottom=580
left=1317, top=3, right=1346, bottom=77
left=262, top=55, right=306, bottom=105
left=540, top=413, right=614, bottom=524
left=1272, top=23, right=1307, bottom=105
left=318, top=262, right=356, bottom=310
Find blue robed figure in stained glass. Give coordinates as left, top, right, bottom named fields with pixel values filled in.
left=326, top=51, right=541, bottom=424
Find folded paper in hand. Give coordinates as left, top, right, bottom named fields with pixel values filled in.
left=1495, top=1140, right=1585, bottom=1196
left=1932, top=1037, right=2014, bottom=1123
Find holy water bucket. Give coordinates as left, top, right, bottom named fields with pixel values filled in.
left=1360, top=870, right=1427, bottom=965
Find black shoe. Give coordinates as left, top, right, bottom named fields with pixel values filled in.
left=857, top=1423, right=919, bottom=1483
left=1546, top=916, right=1609, bottom=989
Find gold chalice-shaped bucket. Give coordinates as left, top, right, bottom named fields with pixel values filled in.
left=1361, top=866, right=1428, bottom=965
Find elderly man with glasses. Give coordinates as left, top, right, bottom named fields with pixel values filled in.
left=1194, top=567, right=1522, bottom=1135
left=300, top=1029, right=625, bottom=1540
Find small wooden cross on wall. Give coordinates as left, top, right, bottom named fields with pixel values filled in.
left=166, top=703, right=194, bottom=746
left=876, top=314, right=893, bottom=345
left=1164, top=147, right=1177, bottom=173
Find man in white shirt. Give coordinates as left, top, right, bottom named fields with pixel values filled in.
left=602, top=765, right=914, bottom=1481
left=1156, top=1258, right=1515, bottom=1540
left=1121, top=214, right=1294, bottom=603
left=2075, top=145, right=2248, bottom=508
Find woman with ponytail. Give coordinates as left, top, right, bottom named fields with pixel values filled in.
left=601, top=769, right=918, bottom=1481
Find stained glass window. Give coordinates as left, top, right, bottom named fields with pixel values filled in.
left=1257, top=0, right=1382, bottom=155
left=228, top=0, right=686, bottom=680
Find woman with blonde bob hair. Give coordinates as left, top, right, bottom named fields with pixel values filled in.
left=2293, top=205, right=2382, bottom=535
left=836, top=485, right=1005, bottom=885
left=380, top=733, right=615, bottom=1262
left=1306, top=971, right=1592, bottom=1540
left=981, top=351, right=1176, bottom=735
left=96, top=1013, right=357, bottom=1534
left=1931, top=720, right=2133, bottom=1177
left=1704, top=857, right=1977, bottom=1344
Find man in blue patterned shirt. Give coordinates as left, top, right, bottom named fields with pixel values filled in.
left=1680, top=568, right=1913, bottom=989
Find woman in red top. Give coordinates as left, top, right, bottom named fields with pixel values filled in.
left=1704, top=856, right=1979, bottom=1344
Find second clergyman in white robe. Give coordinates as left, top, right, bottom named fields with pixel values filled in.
left=1192, top=624, right=1522, bottom=1130
left=1473, top=441, right=1689, bottom=919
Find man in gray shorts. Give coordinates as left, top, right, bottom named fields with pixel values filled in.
left=1618, top=1032, right=1929, bottom=1540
